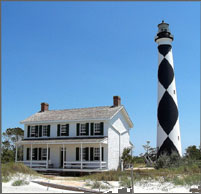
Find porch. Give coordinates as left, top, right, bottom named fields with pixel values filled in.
left=15, top=137, right=108, bottom=172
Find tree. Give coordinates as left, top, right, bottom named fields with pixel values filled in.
left=1, top=128, right=24, bottom=163
left=185, top=145, right=201, bottom=160
left=142, top=141, right=157, bottom=166
left=121, top=148, right=133, bottom=169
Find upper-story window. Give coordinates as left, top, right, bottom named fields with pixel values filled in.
left=43, top=126, right=48, bottom=136
left=90, top=122, right=104, bottom=136
left=31, top=126, right=36, bottom=137
left=80, top=124, right=87, bottom=136
left=27, top=125, right=50, bottom=138
left=77, top=122, right=103, bottom=136
left=61, top=125, right=68, bottom=136
left=76, top=123, right=89, bottom=136
left=94, top=123, right=101, bottom=134
left=57, top=124, right=69, bottom=136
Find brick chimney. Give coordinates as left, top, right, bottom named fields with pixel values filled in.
left=113, top=96, right=121, bottom=107
left=41, top=102, right=49, bottom=112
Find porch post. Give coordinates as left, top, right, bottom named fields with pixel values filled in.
left=63, top=144, right=64, bottom=169
left=30, top=144, right=32, bottom=168
left=100, top=143, right=102, bottom=169
left=46, top=144, right=49, bottom=169
left=15, top=144, right=18, bottom=162
left=81, top=143, right=83, bottom=169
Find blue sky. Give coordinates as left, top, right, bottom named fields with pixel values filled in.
left=2, top=2, right=200, bottom=155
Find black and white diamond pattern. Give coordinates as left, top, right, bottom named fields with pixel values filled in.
left=157, top=44, right=182, bottom=157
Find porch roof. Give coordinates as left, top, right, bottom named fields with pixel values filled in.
left=16, top=137, right=108, bottom=145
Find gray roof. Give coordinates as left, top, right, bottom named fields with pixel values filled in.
left=20, top=106, right=124, bottom=124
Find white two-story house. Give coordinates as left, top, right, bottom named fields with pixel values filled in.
left=16, top=96, right=133, bottom=172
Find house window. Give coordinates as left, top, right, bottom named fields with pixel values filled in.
left=80, top=124, right=86, bottom=136
left=82, top=148, right=87, bottom=160
left=31, top=126, right=36, bottom=137
left=32, top=149, right=36, bottom=160
left=94, top=123, right=101, bottom=135
left=43, top=126, right=48, bottom=136
left=61, top=125, right=68, bottom=136
left=42, top=148, right=47, bottom=160
left=94, top=148, right=100, bottom=160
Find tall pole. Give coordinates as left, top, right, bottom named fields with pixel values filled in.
left=15, top=144, right=18, bottom=162
left=63, top=144, right=64, bottom=169
left=30, top=144, right=32, bottom=168
left=99, top=143, right=102, bottom=169
left=155, top=21, right=182, bottom=157
left=46, top=144, right=48, bottom=169
left=81, top=143, right=83, bottom=169
left=131, top=165, right=134, bottom=194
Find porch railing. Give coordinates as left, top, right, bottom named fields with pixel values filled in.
left=17, top=160, right=52, bottom=168
left=16, top=160, right=107, bottom=170
left=64, top=161, right=107, bottom=169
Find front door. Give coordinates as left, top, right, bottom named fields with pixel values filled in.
left=60, top=148, right=66, bottom=168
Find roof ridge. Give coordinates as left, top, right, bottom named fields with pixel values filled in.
left=39, top=105, right=123, bottom=112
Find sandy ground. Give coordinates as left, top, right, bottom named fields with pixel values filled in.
left=2, top=173, right=196, bottom=193
left=2, top=174, right=83, bottom=193
left=2, top=181, right=83, bottom=193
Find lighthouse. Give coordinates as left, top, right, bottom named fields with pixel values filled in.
left=155, top=21, right=182, bottom=157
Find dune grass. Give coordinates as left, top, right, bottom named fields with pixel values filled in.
left=81, top=161, right=201, bottom=186
left=12, top=179, right=29, bottom=186
left=2, top=162, right=38, bottom=182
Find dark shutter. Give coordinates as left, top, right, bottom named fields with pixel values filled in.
left=91, top=123, right=94, bottom=135
left=27, top=148, right=30, bottom=160
left=35, top=126, right=38, bottom=137
left=76, top=123, right=80, bottom=136
left=76, top=147, right=79, bottom=161
left=86, top=123, right=89, bottom=135
left=39, top=126, right=42, bottom=137
left=90, top=147, right=94, bottom=161
left=39, top=148, right=42, bottom=160
left=102, top=147, right=104, bottom=161
left=48, top=148, right=50, bottom=160
left=57, top=125, right=60, bottom=136
left=100, top=122, right=104, bottom=135
left=85, top=147, right=89, bottom=161
left=27, top=126, right=30, bottom=137
left=47, top=125, right=50, bottom=137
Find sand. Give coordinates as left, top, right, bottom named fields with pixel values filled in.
left=2, top=173, right=196, bottom=193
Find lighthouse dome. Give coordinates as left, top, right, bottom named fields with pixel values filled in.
left=155, top=20, right=174, bottom=42
left=158, top=21, right=170, bottom=33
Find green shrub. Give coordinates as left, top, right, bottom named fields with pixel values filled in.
left=155, top=152, right=182, bottom=169
left=119, top=177, right=132, bottom=188
left=172, top=177, right=185, bottom=185
left=100, top=184, right=110, bottom=190
left=84, top=182, right=91, bottom=187
left=2, top=176, right=10, bottom=183
left=91, top=181, right=101, bottom=189
left=12, top=179, right=29, bottom=186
